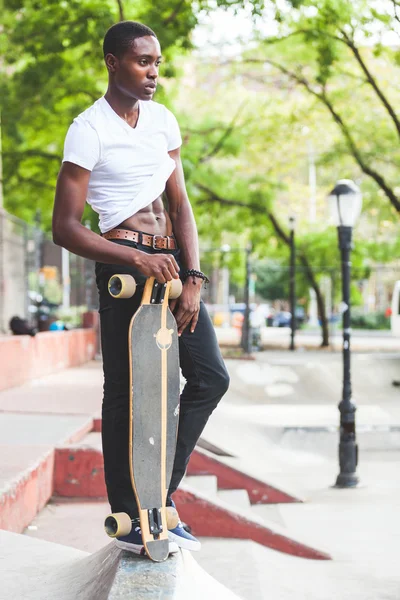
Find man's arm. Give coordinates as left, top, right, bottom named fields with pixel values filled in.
left=52, top=161, right=179, bottom=282
left=165, top=147, right=203, bottom=334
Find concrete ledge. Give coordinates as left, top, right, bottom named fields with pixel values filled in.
left=0, top=448, right=55, bottom=533
left=187, top=446, right=302, bottom=504
left=0, top=531, right=241, bottom=599
left=0, top=329, right=96, bottom=392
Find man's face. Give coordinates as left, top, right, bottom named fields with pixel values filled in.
left=106, top=36, right=162, bottom=101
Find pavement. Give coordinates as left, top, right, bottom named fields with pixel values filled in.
left=216, top=325, right=400, bottom=352
left=0, top=346, right=400, bottom=598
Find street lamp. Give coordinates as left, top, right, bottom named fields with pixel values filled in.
left=288, top=216, right=296, bottom=351
left=241, top=243, right=252, bottom=354
left=327, top=179, right=362, bottom=488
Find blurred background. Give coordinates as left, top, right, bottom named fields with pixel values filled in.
left=1, top=0, right=400, bottom=342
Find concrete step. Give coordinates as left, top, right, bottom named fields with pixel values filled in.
left=249, top=503, right=286, bottom=528
left=75, top=431, right=102, bottom=448
left=0, top=413, right=94, bottom=534
left=187, top=445, right=302, bottom=504
left=175, top=483, right=329, bottom=560
left=196, top=538, right=400, bottom=600
left=217, top=489, right=251, bottom=510
left=183, top=475, right=218, bottom=497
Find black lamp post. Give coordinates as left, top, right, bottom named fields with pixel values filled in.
left=241, top=243, right=252, bottom=354
left=327, top=179, right=362, bottom=488
left=288, top=216, right=296, bottom=351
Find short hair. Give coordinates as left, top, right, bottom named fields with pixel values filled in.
left=103, top=21, right=157, bottom=58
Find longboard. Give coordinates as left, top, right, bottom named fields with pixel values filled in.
left=104, top=275, right=182, bottom=562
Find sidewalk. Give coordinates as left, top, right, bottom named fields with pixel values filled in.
left=0, top=353, right=400, bottom=598
left=215, top=325, right=400, bottom=352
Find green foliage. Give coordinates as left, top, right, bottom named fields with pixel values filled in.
left=2, top=0, right=400, bottom=319
left=253, top=262, right=289, bottom=301
left=350, top=309, right=390, bottom=330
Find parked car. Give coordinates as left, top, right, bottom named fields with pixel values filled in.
left=273, top=311, right=292, bottom=327
left=273, top=307, right=306, bottom=328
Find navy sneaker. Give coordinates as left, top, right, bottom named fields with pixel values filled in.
left=166, top=502, right=201, bottom=551
left=116, top=522, right=179, bottom=556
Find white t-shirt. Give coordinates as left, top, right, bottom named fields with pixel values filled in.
left=62, top=96, right=182, bottom=233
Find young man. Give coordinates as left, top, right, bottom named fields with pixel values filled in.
left=52, top=21, right=229, bottom=556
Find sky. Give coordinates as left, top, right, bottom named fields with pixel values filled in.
left=192, top=0, right=400, bottom=55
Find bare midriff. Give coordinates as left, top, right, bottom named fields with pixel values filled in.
left=117, top=195, right=173, bottom=237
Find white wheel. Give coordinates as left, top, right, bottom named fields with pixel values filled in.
left=108, top=274, right=137, bottom=299
left=169, top=278, right=182, bottom=300
left=104, top=512, right=132, bottom=538
left=166, top=506, right=180, bottom=529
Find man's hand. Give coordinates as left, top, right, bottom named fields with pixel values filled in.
left=170, top=279, right=202, bottom=335
left=135, top=252, right=180, bottom=283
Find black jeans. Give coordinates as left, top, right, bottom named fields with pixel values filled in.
left=95, top=239, right=230, bottom=518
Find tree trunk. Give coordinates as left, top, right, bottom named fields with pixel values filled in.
left=299, top=255, right=329, bottom=347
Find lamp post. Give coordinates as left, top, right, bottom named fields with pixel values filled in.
left=288, top=216, right=296, bottom=351
left=241, top=243, right=252, bottom=354
left=327, top=179, right=362, bottom=488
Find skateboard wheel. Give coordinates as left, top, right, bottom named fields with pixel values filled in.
left=169, top=278, right=182, bottom=300
left=108, top=275, right=137, bottom=299
left=104, top=512, right=132, bottom=538
left=166, top=506, right=180, bottom=529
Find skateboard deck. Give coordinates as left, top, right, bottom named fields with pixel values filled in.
left=104, top=275, right=181, bottom=562
left=129, top=278, right=180, bottom=561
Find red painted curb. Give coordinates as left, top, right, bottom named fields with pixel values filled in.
left=0, top=418, right=96, bottom=533
left=93, top=418, right=102, bottom=433
left=0, top=451, right=55, bottom=533
left=54, top=447, right=106, bottom=498
left=187, top=448, right=301, bottom=504
left=0, top=330, right=96, bottom=392
left=174, top=488, right=330, bottom=561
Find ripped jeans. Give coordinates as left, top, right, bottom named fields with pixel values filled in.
left=95, top=238, right=230, bottom=518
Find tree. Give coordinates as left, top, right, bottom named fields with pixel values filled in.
left=169, top=49, right=390, bottom=345
left=1, top=0, right=268, bottom=226
left=240, top=0, right=400, bottom=213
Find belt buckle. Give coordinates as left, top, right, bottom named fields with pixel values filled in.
left=152, top=235, right=164, bottom=249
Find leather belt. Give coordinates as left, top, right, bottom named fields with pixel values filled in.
left=103, top=228, right=177, bottom=250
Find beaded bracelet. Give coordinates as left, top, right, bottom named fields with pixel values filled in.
left=182, top=269, right=210, bottom=286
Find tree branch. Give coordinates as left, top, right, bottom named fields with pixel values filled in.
left=163, top=0, right=186, bottom=26
left=116, top=0, right=125, bottom=21
left=244, top=59, right=400, bottom=212
left=199, top=100, right=247, bottom=164
left=320, top=91, right=400, bottom=212
left=340, top=29, right=400, bottom=139
left=4, top=150, right=61, bottom=161
left=195, top=182, right=329, bottom=345
left=391, top=0, right=400, bottom=24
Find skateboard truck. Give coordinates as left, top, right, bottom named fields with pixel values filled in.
left=148, top=508, right=163, bottom=538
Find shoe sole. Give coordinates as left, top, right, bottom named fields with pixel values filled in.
left=168, top=530, right=201, bottom=552
left=116, top=539, right=179, bottom=555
